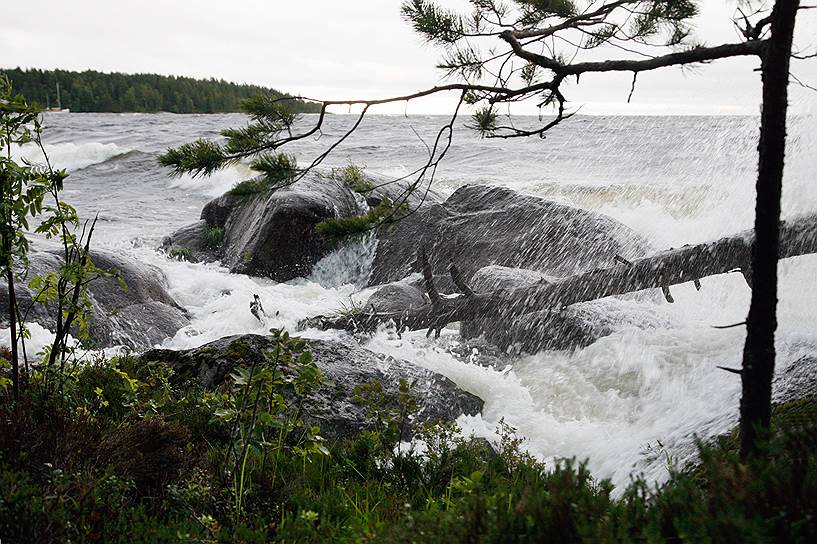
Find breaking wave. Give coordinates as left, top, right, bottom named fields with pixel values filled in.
left=14, top=141, right=132, bottom=171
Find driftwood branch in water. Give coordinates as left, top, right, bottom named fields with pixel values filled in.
left=303, top=214, right=817, bottom=334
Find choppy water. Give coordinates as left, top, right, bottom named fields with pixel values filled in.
left=9, top=110, right=817, bottom=489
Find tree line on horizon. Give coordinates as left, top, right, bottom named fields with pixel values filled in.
left=1, top=67, right=322, bottom=114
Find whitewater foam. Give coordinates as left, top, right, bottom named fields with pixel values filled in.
left=5, top=110, right=815, bottom=492
left=14, top=141, right=131, bottom=171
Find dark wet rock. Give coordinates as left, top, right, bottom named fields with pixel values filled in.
left=363, top=171, right=446, bottom=211
left=139, top=334, right=483, bottom=439
left=160, top=220, right=213, bottom=263
left=460, top=265, right=666, bottom=353
left=0, top=248, right=188, bottom=350
left=203, top=175, right=362, bottom=281
left=163, top=171, right=444, bottom=282
left=370, top=184, right=652, bottom=286
left=404, top=273, right=458, bottom=295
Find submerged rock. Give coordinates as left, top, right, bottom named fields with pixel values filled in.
left=0, top=248, right=188, bottom=350
left=370, top=184, right=652, bottom=285
left=139, top=334, right=483, bottom=439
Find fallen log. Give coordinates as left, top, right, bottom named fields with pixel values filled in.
left=301, top=213, right=817, bottom=335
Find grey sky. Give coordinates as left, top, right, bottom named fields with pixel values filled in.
left=2, top=0, right=815, bottom=114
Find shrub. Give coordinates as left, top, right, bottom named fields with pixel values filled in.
left=204, top=226, right=225, bottom=248
left=227, top=177, right=269, bottom=196
left=168, top=246, right=193, bottom=261
left=96, top=416, right=192, bottom=497
left=332, top=163, right=373, bottom=194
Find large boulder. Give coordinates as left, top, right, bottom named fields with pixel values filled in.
left=364, top=185, right=654, bottom=352
left=205, top=175, right=361, bottom=281
left=163, top=171, right=443, bottom=282
left=0, top=247, right=188, bottom=350
left=139, top=334, right=483, bottom=439
left=370, top=184, right=652, bottom=285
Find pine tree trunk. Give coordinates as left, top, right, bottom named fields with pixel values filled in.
left=740, top=0, right=800, bottom=458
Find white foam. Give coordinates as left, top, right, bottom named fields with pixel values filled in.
left=168, top=163, right=255, bottom=198
left=14, top=141, right=130, bottom=171
left=15, top=109, right=815, bottom=492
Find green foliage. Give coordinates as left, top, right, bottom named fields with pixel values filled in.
left=0, top=75, right=51, bottom=272
left=1, top=75, right=104, bottom=399
left=331, top=163, right=373, bottom=194
left=204, top=226, right=225, bottom=249
left=315, top=198, right=407, bottom=239
left=469, top=105, right=498, bottom=136
left=2, top=344, right=817, bottom=542
left=224, top=154, right=299, bottom=197
left=353, top=378, right=419, bottom=463
left=227, top=177, right=269, bottom=196
left=401, top=0, right=465, bottom=45
left=1, top=67, right=322, bottom=114
left=159, top=89, right=300, bottom=180
left=158, top=138, right=227, bottom=178
left=515, top=0, right=577, bottom=21
left=168, top=246, right=193, bottom=261
left=249, top=152, right=298, bottom=186
left=214, top=329, right=327, bottom=518
left=632, top=0, right=698, bottom=46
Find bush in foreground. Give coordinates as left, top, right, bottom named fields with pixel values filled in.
left=1, top=346, right=815, bottom=543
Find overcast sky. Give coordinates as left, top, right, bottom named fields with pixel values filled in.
left=2, top=0, right=816, bottom=114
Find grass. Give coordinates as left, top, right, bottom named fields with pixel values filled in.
left=204, top=226, right=225, bottom=248
left=168, top=246, right=193, bottom=262
left=315, top=198, right=406, bottom=239
left=332, top=163, right=373, bottom=194
left=1, top=349, right=816, bottom=543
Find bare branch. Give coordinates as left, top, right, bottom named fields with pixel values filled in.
left=500, top=31, right=767, bottom=75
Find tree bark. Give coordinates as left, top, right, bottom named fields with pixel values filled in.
left=740, top=0, right=800, bottom=458
left=304, top=213, right=817, bottom=334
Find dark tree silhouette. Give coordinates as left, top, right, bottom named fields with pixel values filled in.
left=1, top=68, right=321, bottom=114
left=740, top=0, right=801, bottom=458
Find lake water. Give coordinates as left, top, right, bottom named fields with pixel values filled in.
left=10, top=111, right=817, bottom=489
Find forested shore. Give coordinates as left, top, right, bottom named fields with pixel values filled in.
left=1, top=67, right=321, bottom=113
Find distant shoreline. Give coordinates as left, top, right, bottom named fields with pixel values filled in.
left=2, top=67, right=321, bottom=114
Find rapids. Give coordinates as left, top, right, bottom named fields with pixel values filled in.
left=4, top=109, right=816, bottom=490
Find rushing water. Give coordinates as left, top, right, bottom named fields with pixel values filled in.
left=9, top=110, right=817, bottom=489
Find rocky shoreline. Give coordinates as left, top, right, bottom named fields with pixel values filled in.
left=6, top=172, right=816, bottom=436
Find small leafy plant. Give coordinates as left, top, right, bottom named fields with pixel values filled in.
left=204, top=226, right=225, bottom=249
left=332, top=163, right=373, bottom=194
left=214, top=329, right=327, bottom=518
